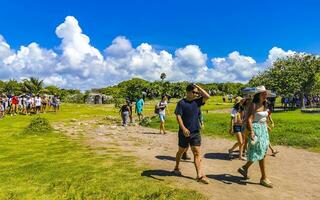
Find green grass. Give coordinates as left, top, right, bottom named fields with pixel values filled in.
left=2, top=98, right=317, bottom=198
left=147, top=99, right=320, bottom=152
left=0, top=104, right=205, bottom=199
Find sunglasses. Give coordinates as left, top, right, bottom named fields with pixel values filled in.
left=192, top=91, right=200, bottom=95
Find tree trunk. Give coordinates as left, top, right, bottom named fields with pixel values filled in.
left=300, top=92, right=306, bottom=109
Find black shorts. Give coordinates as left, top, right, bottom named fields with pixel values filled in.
left=233, top=125, right=242, bottom=133
left=178, top=131, right=201, bottom=148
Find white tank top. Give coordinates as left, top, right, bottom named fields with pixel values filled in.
left=253, top=111, right=268, bottom=123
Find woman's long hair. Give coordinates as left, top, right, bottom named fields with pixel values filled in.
left=233, top=102, right=244, bottom=112
left=252, top=93, right=267, bottom=110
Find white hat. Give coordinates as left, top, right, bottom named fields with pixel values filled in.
left=255, top=86, right=271, bottom=95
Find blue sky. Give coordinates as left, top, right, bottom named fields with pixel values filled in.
left=0, top=0, right=319, bottom=89
left=1, top=0, right=320, bottom=61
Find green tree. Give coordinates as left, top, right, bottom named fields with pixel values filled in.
left=3, top=79, right=21, bottom=94
left=160, top=73, right=166, bottom=81
left=22, top=77, right=44, bottom=94
left=249, top=54, right=320, bottom=107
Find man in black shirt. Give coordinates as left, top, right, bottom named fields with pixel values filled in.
left=173, top=84, right=210, bottom=184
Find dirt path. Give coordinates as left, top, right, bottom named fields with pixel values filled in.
left=54, top=118, right=320, bottom=200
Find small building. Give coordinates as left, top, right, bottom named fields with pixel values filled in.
left=86, top=93, right=112, bottom=104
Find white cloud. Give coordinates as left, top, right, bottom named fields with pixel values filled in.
left=267, top=47, right=296, bottom=63
left=0, top=16, right=299, bottom=89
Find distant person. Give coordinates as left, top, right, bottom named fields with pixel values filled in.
left=126, top=99, right=133, bottom=123
left=156, top=95, right=169, bottom=134
left=228, top=97, right=246, bottom=160
left=173, top=84, right=210, bottom=184
left=11, top=94, right=19, bottom=115
left=35, top=95, right=42, bottom=114
left=120, top=100, right=131, bottom=126
left=267, top=108, right=279, bottom=156
left=228, top=94, right=233, bottom=103
left=21, top=95, right=27, bottom=115
left=222, top=95, right=226, bottom=103
left=52, top=95, right=58, bottom=112
left=135, top=96, right=144, bottom=122
left=41, top=95, right=48, bottom=113
left=0, top=99, right=4, bottom=119
left=238, top=86, right=273, bottom=188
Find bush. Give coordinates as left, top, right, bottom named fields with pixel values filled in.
left=23, top=117, right=53, bottom=134
left=139, top=117, right=152, bottom=127
left=63, top=94, right=85, bottom=104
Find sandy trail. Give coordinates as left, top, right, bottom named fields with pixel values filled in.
left=54, top=119, right=320, bottom=200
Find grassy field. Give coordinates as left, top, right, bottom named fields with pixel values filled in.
left=146, top=97, right=320, bottom=152
left=0, top=105, right=204, bottom=199
left=0, top=97, right=319, bottom=199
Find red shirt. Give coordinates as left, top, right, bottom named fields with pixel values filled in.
left=12, top=96, right=18, bottom=105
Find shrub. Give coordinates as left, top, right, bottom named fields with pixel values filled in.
left=23, top=117, right=53, bottom=134
left=139, top=117, right=152, bottom=127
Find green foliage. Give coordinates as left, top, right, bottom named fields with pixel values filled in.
left=23, top=117, right=53, bottom=134
left=249, top=54, right=320, bottom=97
left=139, top=117, right=152, bottom=126
left=63, top=93, right=85, bottom=103
left=96, top=78, right=245, bottom=101
left=22, top=77, right=44, bottom=94
left=2, top=79, right=21, bottom=94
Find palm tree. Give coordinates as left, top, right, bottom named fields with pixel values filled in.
left=22, top=77, right=44, bottom=94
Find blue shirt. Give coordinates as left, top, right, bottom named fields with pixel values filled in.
left=175, top=97, right=204, bottom=133
left=135, top=99, right=144, bottom=113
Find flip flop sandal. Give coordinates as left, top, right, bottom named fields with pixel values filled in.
left=271, top=150, right=279, bottom=156
left=172, top=168, right=182, bottom=176
left=238, top=167, right=250, bottom=179
left=260, top=179, right=273, bottom=188
left=197, top=176, right=210, bottom=184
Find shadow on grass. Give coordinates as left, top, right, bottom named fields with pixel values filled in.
left=141, top=169, right=194, bottom=181
left=204, top=153, right=232, bottom=161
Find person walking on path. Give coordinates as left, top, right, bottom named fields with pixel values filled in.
left=228, top=97, right=247, bottom=160
left=157, top=95, right=169, bottom=134
left=241, top=95, right=253, bottom=154
left=120, top=100, right=131, bottom=127
left=173, top=84, right=210, bottom=184
left=126, top=99, right=133, bottom=123
left=135, top=96, right=144, bottom=122
left=267, top=107, right=279, bottom=156
left=238, top=86, right=273, bottom=188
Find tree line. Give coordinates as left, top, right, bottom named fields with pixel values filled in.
left=1, top=53, right=319, bottom=106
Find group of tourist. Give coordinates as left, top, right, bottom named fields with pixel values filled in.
left=171, top=84, right=275, bottom=188
left=281, top=95, right=320, bottom=109
left=118, top=84, right=277, bottom=188
left=222, top=94, right=234, bottom=103
left=0, top=93, right=60, bottom=118
left=119, top=96, right=145, bottom=127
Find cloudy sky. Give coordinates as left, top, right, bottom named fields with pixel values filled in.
left=0, top=0, right=318, bottom=89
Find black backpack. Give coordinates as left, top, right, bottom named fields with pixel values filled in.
left=154, top=102, right=160, bottom=114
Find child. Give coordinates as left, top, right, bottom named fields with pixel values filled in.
left=157, top=95, right=169, bottom=134
left=267, top=109, right=279, bottom=156
left=228, top=97, right=246, bottom=160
